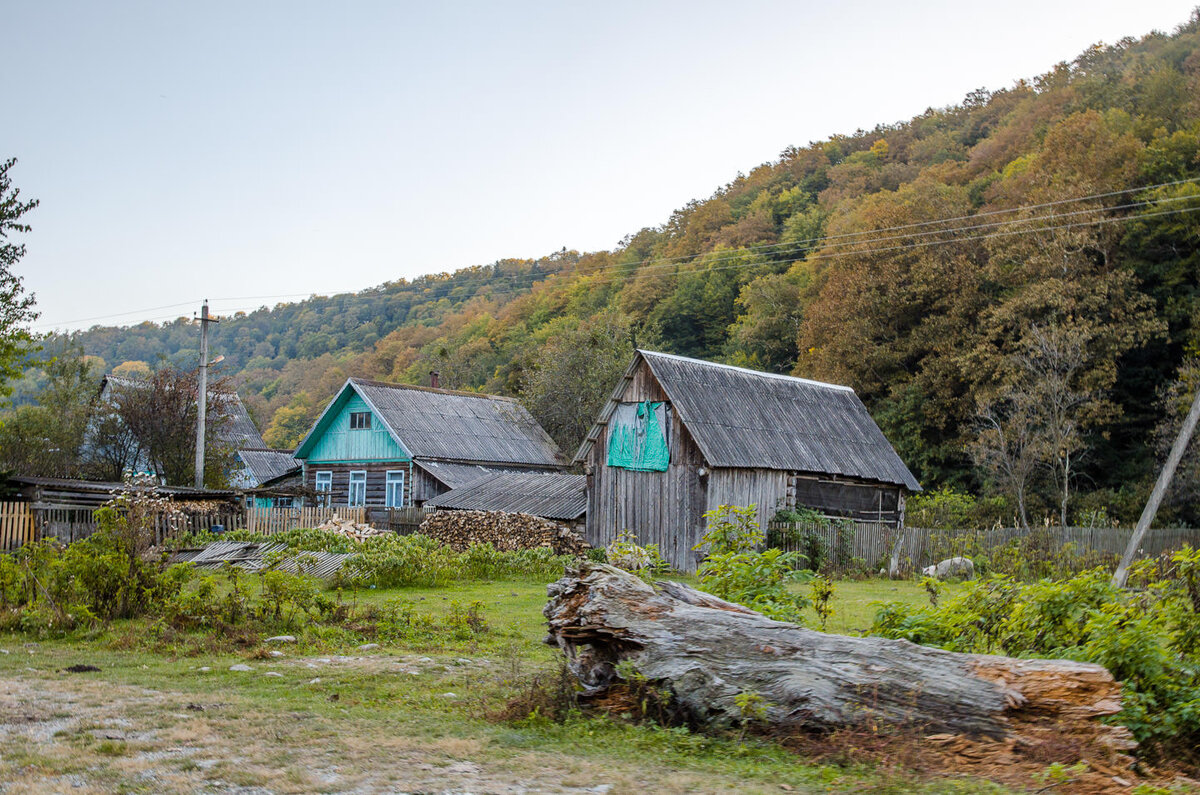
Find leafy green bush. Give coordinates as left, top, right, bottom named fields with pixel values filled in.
left=694, top=505, right=810, bottom=622
left=871, top=547, right=1200, bottom=761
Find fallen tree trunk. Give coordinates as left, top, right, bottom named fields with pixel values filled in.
left=544, top=563, right=1132, bottom=751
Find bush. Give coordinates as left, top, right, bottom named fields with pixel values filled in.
left=694, top=505, right=810, bottom=622
left=871, top=547, right=1200, bottom=762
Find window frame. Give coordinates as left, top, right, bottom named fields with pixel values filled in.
left=349, top=411, right=372, bottom=430
left=348, top=470, right=367, bottom=507
left=314, top=470, right=333, bottom=508
left=385, top=469, right=406, bottom=508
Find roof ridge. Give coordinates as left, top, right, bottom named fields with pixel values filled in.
left=348, top=376, right=518, bottom=402
left=638, top=350, right=855, bottom=393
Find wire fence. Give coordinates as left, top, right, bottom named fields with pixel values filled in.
left=766, top=521, right=1200, bottom=576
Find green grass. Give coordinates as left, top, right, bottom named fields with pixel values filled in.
left=0, top=574, right=1004, bottom=794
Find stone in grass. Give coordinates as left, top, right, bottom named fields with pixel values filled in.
left=441, top=692, right=459, bottom=699
left=264, top=672, right=284, bottom=678
left=357, top=643, right=380, bottom=651
left=229, top=664, right=254, bottom=672
left=264, top=635, right=296, bottom=644
left=268, top=650, right=285, bottom=657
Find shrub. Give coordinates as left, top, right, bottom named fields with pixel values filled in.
left=694, top=505, right=809, bottom=622
left=871, top=548, right=1200, bottom=761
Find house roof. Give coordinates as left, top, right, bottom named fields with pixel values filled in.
left=413, top=460, right=558, bottom=489
left=100, top=375, right=266, bottom=450
left=425, top=471, right=587, bottom=520
left=294, top=378, right=564, bottom=467
left=236, top=449, right=301, bottom=487
left=574, top=350, right=921, bottom=491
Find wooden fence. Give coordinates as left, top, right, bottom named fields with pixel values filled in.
left=243, top=506, right=366, bottom=535
left=767, top=521, right=1200, bottom=574
left=0, top=502, right=35, bottom=551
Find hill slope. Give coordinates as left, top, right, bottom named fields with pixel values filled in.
left=51, top=12, right=1200, bottom=518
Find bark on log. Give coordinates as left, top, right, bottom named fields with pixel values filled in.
left=544, top=563, right=1132, bottom=748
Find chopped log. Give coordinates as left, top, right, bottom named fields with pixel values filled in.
left=544, top=563, right=1133, bottom=750
left=421, top=510, right=589, bottom=556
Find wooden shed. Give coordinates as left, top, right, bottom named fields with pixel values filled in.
left=293, top=378, right=566, bottom=509
left=575, top=351, right=921, bottom=572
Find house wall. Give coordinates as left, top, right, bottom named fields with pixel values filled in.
left=585, top=361, right=708, bottom=572
left=411, top=466, right=449, bottom=506
left=302, top=461, right=413, bottom=507
left=304, top=394, right=409, bottom=463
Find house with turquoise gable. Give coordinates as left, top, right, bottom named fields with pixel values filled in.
left=293, top=377, right=566, bottom=509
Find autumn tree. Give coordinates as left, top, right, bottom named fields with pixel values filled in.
left=104, top=367, right=236, bottom=487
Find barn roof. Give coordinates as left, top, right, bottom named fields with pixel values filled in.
left=100, top=375, right=266, bottom=450
left=295, top=378, right=565, bottom=468
left=425, top=471, right=587, bottom=520
left=413, top=461, right=556, bottom=489
left=575, top=351, right=921, bottom=491
left=236, top=449, right=301, bottom=487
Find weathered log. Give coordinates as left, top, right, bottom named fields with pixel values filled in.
left=544, top=563, right=1132, bottom=748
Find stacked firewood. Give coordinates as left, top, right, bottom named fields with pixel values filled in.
left=420, top=510, right=589, bottom=555
left=315, top=517, right=391, bottom=542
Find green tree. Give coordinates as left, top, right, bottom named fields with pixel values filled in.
left=0, top=158, right=40, bottom=398
left=519, top=310, right=638, bottom=454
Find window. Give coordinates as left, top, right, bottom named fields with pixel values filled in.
left=349, top=411, right=372, bottom=430
left=385, top=470, right=406, bottom=508
left=314, top=471, right=332, bottom=507
left=348, top=470, right=367, bottom=507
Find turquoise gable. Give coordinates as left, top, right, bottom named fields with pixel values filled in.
left=303, top=392, right=409, bottom=463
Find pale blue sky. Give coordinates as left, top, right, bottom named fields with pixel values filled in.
left=8, top=1, right=1197, bottom=331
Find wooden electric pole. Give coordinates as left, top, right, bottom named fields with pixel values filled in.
left=194, top=300, right=219, bottom=488
left=1112, top=384, right=1200, bottom=588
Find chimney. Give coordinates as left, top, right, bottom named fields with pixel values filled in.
left=430, top=371, right=440, bottom=389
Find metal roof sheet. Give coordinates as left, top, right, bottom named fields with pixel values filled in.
left=236, top=449, right=301, bottom=487
left=311, top=378, right=564, bottom=467
left=101, top=375, right=266, bottom=450
left=575, top=351, right=921, bottom=491
left=425, top=471, right=587, bottom=520
left=414, top=461, right=557, bottom=489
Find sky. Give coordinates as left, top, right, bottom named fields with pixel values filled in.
left=7, top=0, right=1198, bottom=332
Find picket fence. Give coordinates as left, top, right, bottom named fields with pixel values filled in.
left=0, top=502, right=35, bottom=551
left=766, top=521, right=1200, bottom=574
left=243, top=506, right=366, bottom=535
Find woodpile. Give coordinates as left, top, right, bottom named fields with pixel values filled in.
left=421, top=510, right=589, bottom=555
left=545, top=562, right=1136, bottom=771
left=315, top=517, right=390, bottom=543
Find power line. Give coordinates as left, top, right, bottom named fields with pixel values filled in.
left=34, top=180, right=1200, bottom=330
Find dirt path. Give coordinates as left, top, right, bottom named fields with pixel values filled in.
left=0, top=665, right=786, bottom=795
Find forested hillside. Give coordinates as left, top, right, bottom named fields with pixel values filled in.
left=39, top=12, right=1200, bottom=522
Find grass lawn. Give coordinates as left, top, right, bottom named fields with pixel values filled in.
left=0, top=574, right=1004, bottom=794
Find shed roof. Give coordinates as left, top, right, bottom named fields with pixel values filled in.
left=575, top=351, right=921, bottom=491
left=236, top=449, right=301, bottom=487
left=425, top=471, right=587, bottom=520
left=295, top=378, right=564, bottom=468
left=414, top=460, right=556, bottom=489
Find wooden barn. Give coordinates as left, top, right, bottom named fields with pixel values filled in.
left=293, top=378, right=565, bottom=509
left=575, top=351, right=921, bottom=572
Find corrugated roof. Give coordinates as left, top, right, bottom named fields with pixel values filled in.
left=100, top=375, right=266, bottom=450
left=575, top=351, right=921, bottom=491
left=414, top=460, right=557, bottom=489
left=425, top=471, right=587, bottom=520
left=298, top=378, right=564, bottom=468
left=236, top=449, right=301, bottom=487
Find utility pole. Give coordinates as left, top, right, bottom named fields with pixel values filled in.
left=1112, top=384, right=1200, bottom=588
left=194, top=300, right=219, bottom=488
